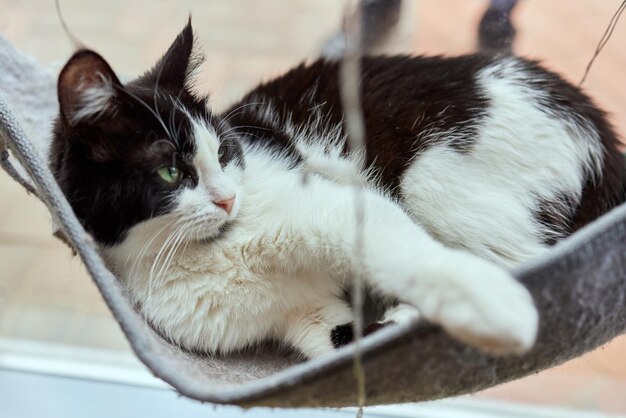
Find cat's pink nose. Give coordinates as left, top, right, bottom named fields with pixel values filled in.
left=214, top=195, right=236, bottom=214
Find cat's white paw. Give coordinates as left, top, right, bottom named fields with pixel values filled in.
left=381, top=303, right=421, bottom=325
left=412, top=251, right=538, bottom=355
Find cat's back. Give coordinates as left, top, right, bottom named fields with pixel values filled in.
left=227, top=54, right=625, bottom=264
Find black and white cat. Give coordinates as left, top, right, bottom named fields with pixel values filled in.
left=50, top=22, right=625, bottom=359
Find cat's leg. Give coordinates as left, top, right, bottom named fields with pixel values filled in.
left=265, top=176, right=538, bottom=354
left=385, top=249, right=537, bottom=353
left=362, top=235, right=537, bottom=354
left=283, top=298, right=354, bottom=358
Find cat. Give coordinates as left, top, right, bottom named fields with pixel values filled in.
left=49, top=21, right=625, bottom=359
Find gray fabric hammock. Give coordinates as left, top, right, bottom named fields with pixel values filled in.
left=2, top=11, right=626, bottom=408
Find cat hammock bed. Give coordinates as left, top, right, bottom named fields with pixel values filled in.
left=2, top=30, right=626, bottom=408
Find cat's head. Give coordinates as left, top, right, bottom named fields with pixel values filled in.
left=51, top=21, right=244, bottom=249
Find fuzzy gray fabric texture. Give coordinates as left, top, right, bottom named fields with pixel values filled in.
left=1, top=34, right=625, bottom=408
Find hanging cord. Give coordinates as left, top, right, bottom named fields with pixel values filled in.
left=339, top=4, right=367, bottom=417
left=54, top=0, right=84, bottom=49
left=579, top=0, right=626, bottom=87
left=322, top=0, right=401, bottom=60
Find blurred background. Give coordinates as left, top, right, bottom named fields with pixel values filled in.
left=1, top=0, right=626, bottom=416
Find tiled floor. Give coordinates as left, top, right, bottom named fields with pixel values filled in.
left=1, top=0, right=626, bottom=414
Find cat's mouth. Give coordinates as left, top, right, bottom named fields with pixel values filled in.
left=197, top=220, right=234, bottom=244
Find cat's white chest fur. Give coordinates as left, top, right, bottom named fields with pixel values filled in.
left=104, top=159, right=352, bottom=355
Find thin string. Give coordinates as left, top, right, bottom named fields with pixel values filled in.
left=54, top=0, right=84, bottom=49
left=579, top=0, right=626, bottom=87
left=339, top=3, right=367, bottom=417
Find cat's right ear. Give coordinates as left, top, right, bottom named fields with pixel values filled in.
left=58, top=50, right=123, bottom=127
left=133, top=19, right=202, bottom=95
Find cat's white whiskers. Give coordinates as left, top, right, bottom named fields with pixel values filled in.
left=151, top=58, right=176, bottom=145
left=219, top=125, right=273, bottom=138
left=147, top=233, right=177, bottom=298
left=217, top=102, right=265, bottom=132
left=147, top=220, right=190, bottom=300
left=155, top=221, right=193, bottom=283
left=117, top=86, right=174, bottom=144
left=168, top=96, right=194, bottom=147
left=180, top=225, right=194, bottom=258
left=128, top=217, right=179, bottom=288
left=163, top=226, right=193, bottom=279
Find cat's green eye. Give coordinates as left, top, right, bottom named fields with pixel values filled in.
left=157, top=166, right=181, bottom=184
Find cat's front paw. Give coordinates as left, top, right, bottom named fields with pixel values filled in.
left=413, top=252, right=538, bottom=355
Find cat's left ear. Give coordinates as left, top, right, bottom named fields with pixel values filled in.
left=57, top=50, right=123, bottom=127
left=134, top=18, right=203, bottom=94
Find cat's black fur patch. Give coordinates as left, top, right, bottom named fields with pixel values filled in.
left=330, top=323, right=354, bottom=348
left=330, top=322, right=392, bottom=348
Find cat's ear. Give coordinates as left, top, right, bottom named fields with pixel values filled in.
left=135, top=18, right=203, bottom=93
left=58, top=50, right=123, bottom=127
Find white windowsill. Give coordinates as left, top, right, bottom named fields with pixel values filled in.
left=0, top=337, right=621, bottom=418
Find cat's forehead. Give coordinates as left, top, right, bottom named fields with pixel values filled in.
left=123, top=86, right=210, bottom=155
left=189, top=117, right=220, bottom=164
